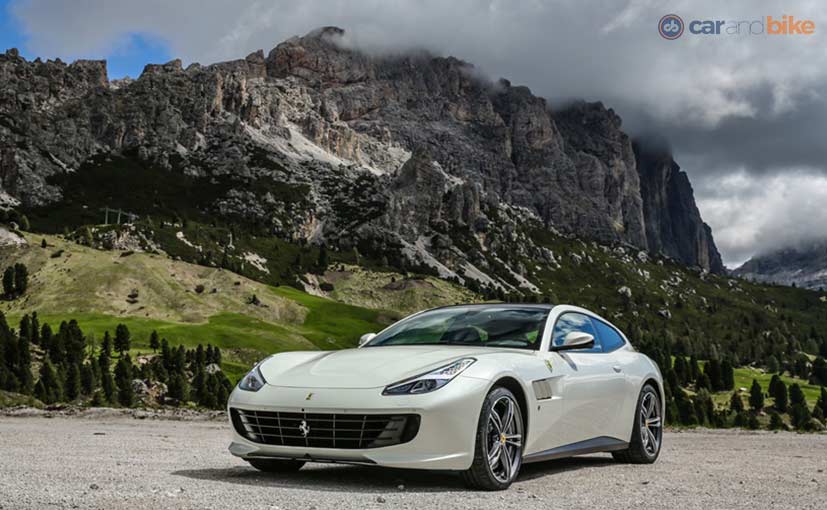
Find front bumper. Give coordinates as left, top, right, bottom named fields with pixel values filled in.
left=227, top=375, right=490, bottom=470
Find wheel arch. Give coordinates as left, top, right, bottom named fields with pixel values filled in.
left=490, top=376, right=530, bottom=444
left=642, top=376, right=666, bottom=420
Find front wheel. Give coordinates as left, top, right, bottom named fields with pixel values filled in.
left=462, top=386, right=524, bottom=490
left=247, top=458, right=306, bottom=472
left=612, top=383, right=662, bottom=463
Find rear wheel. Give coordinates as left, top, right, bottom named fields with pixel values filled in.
left=612, top=384, right=662, bottom=463
left=247, top=458, right=306, bottom=472
left=462, top=386, right=524, bottom=490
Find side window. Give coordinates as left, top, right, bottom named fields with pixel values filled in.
left=592, top=319, right=626, bottom=353
left=550, top=312, right=601, bottom=353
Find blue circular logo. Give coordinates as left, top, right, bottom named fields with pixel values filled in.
left=659, top=14, right=684, bottom=40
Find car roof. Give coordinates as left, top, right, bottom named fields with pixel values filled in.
left=427, top=302, right=555, bottom=311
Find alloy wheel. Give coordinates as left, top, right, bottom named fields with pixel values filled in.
left=639, top=391, right=661, bottom=456
left=486, top=395, right=523, bottom=483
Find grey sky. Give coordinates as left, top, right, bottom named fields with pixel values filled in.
left=9, top=0, right=827, bottom=267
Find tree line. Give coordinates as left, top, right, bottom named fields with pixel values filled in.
left=635, top=327, right=827, bottom=431
left=0, top=311, right=231, bottom=409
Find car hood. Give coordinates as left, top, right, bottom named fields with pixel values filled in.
left=258, top=345, right=516, bottom=389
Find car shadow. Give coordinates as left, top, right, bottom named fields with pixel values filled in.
left=172, top=454, right=616, bottom=493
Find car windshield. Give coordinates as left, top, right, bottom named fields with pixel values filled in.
left=365, top=305, right=550, bottom=350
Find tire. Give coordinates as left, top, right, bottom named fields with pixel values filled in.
left=612, top=383, right=662, bottom=464
left=462, top=386, right=524, bottom=490
left=246, top=458, right=306, bottom=472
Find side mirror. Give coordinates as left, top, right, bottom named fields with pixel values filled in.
left=359, top=333, right=376, bottom=347
left=550, top=332, right=595, bottom=352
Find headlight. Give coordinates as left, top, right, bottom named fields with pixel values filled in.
left=383, top=358, right=476, bottom=395
left=238, top=364, right=267, bottom=392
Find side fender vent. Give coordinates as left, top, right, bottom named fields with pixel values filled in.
left=532, top=379, right=553, bottom=400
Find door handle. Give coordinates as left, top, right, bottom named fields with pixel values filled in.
left=612, top=366, right=622, bottom=373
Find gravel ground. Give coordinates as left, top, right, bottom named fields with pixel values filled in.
left=0, top=417, right=825, bottom=510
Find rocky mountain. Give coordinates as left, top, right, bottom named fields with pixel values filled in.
left=0, top=26, right=724, bottom=296
left=734, top=240, right=827, bottom=290
left=633, top=143, right=724, bottom=274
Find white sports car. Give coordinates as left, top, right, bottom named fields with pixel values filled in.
left=227, top=304, right=664, bottom=490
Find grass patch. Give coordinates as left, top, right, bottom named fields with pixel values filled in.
left=0, top=390, right=44, bottom=408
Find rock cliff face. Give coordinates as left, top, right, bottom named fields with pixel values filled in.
left=734, top=240, right=827, bottom=290
left=0, top=27, right=724, bottom=286
left=634, top=143, right=724, bottom=273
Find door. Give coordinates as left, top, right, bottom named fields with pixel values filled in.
left=546, top=312, right=627, bottom=445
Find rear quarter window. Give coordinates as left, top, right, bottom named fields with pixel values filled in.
left=591, top=319, right=626, bottom=353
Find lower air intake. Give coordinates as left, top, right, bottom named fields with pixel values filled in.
left=231, top=408, right=421, bottom=449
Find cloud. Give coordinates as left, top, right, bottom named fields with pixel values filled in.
left=696, top=171, right=827, bottom=267
left=7, top=0, right=827, bottom=264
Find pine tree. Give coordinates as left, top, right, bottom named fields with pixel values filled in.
left=114, top=355, right=134, bottom=406
left=191, top=368, right=206, bottom=405
left=167, top=373, right=188, bottom=404
left=791, top=402, right=811, bottom=430
left=40, top=323, right=52, bottom=353
left=80, top=363, right=95, bottom=395
left=2, top=267, right=14, bottom=296
left=811, top=357, right=827, bottom=386
left=789, top=383, right=806, bottom=407
left=16, top=321, right=33, bottom=393
left=729, top=391, right=744, bottom=413
left=689, top=355, right=701, bottom=382
left=696, top=372, right=711, bottom=391
left=0, top=312, right=20, bottom=391
left=101, top=331, right=112, bottom=358
left=768, top=374, right=781, bottom=396
left=673, top=357, right=687, bottom=388
left=193, top=344, right=204, bottom=367
left=766, top=355, right=780, bottom=374
left=704, top=359, right=723, bottom=391
left=149, top=330, right=160, bottom=353
left=749, top=379, right=764, bottom=412
left=721, top=359, right=735, bottom=390
left=317, top=244, right=328, bottom=272
left=161, top=338, right=171, bottom=370
left=772, top=379, right=788, bottom=412
left=18, top=315, right=31, bottom=344
left=114, top=324, right=130, bottom=356
left=813, top=405, right=825, bottom=423
left=100, top=363, right=114, bottom=404
left=768, top=411, right=784, bottom=430
left=48, top=324, right=65, bottom=364
left=817, top=387, right=827, bottom=418
left=64, top=363, right=81, bottom=400
left=13, top=263, right=27, bottom=295
left=63, top=320, right=85, bottom=365
left=30, top=312, right=39, bottom=345
left=33, top=360, right=63, bottom=404
left=174, top=345, right=186, bottom=373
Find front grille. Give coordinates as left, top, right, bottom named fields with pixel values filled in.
left=231, top=408, right=421, bottom=449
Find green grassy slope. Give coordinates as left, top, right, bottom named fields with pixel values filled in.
left=0, top=231, right=480, bottom=382
left=323, top=265, right=478, bottom=315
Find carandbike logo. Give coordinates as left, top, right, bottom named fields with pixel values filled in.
left=659, top=14, right=684, bottom=40
left=659, top=14, right=815, bottom=40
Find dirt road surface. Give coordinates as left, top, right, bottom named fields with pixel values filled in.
left=0, top=417, right=825, bottom=509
